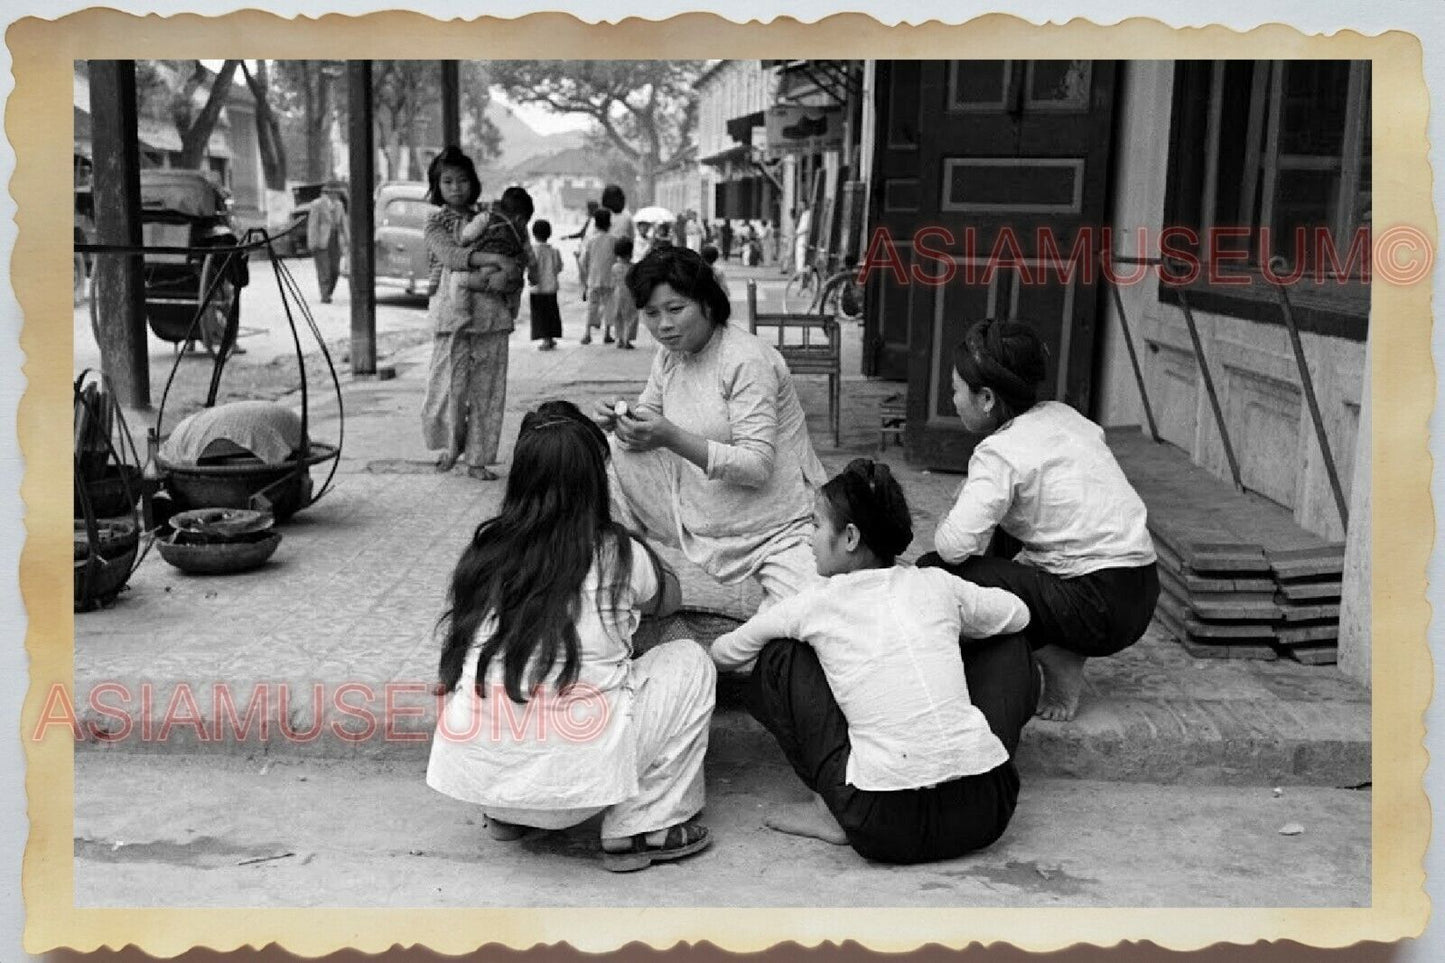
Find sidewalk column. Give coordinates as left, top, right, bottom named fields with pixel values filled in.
left=1337, top=337, right=1371, bottom=688
left=347, top=60, right=377, bottom=375
left=440, top=61, right=460, bottom=148
left=88, top=60, right=149, bottom=408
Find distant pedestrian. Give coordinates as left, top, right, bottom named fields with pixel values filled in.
left=306, top=183, right=348, bottom=303
left=718, top=219, right=734, bottom=261
left=602, top=184, right=636, bottom=243
left=684, top=213, right=704, bottom=252
left=527, top=219, right=564, bottom=351
left=579, top=207, right=616, bottom=344
left=609, top=236, right=638, bottom=349
left=916, top=320, right=1161, bottom=721
left=700, top=243, right=729, bottom=298
left=427, top=400, right=715, bottom=873
left=419, top=146, right=524, bottom=481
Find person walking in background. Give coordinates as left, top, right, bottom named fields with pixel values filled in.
left=579, top=207, right=616, bottom=345
left=609, top=237, right=638, bottom=350
left=307, top=183, right=348, bottom=304
left=684, top=212, right=704, bottom=253
left=792, top=207, right=812, bottom=276
left=419, top=146, right=524, bottom=481
left=718, top=219, right=734, bottom=262
left=602, top=184, right=636, bottom=243
left=700, top=243, right=730, bottom=299
left=527, top=219, right=564, bottom=351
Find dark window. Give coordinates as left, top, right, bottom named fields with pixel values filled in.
left=1162, top=60, right=1370, bottom=340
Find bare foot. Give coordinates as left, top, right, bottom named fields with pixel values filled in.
left=763, top=794, right=848, bottom=846
left=1035, top=644, right=1087, bottom=721
left=467, top=465, right=499, bottom=481
left=435, top=453, right=457, bottom=472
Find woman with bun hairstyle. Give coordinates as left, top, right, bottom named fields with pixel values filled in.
left=710, top=459, right=1039, bottom=865
left=918, top=319, right=1160, bottom=722
left=592, top=245, right=827, bottom=606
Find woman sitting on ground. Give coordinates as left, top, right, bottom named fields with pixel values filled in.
left=917, top=319, right=1160, bottom=721
left=710, top=459, right=1039, bottom=865
left=591, top=245, right=827, bottom=606
left=426, top=400, right=715, bottom=873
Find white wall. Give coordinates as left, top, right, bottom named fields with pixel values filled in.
left=1096, top=60, right=1367, bottom=544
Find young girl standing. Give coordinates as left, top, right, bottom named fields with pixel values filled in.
left=710, top=459, right=1038, bottom=864
left=918, top=319, right=1160, bottom=721
left=419, top=146, right=523, bottom=480
left=427, top=401, right=715, bottom=873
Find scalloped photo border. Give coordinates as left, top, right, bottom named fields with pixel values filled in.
left=11, top=9, right=1433, bottom=956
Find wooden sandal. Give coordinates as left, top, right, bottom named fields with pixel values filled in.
left=601, top=821, right=710, bottom=873
left=486, top=818, right=527, bottom=842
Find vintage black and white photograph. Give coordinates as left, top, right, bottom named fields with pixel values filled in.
left=54, top=44, right=1389, bottom=926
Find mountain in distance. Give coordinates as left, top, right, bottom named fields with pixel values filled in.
left=479, top=96, right=589, bottom=174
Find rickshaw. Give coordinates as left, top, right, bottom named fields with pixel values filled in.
left=87, top=168, right=250, bottom=356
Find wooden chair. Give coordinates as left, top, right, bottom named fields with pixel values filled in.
left=746, top=279, right=841, bottom=447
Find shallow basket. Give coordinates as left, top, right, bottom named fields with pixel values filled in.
left=73, top=518, right=141, bottom=611
left=156, top=529, right=282, bottom=575
left=157, top=443, right=337, bottom=521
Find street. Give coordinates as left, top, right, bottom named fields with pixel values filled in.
left=75, top=749, right=1369, bottom=908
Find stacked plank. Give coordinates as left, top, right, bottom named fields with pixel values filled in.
left=1107, top=428, right=1347, bottom=664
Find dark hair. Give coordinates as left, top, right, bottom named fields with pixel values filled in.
left=699, top=243, right=719, bottom=264
left=601, top=184, right=626, bottom=214
left=531, top=219, right=552, bottom=242
left=425, top=145, right=481, bottom=208
left=952, top=319, right=1048, bottom=423
left=613, top=236, right=634, bottom=260
left=820, top=459, right=913, bottom=566
left=437, top=400, right=633, bottom=704
left=625, top=245, right=731, bottom=325
left=497, top=185, right=535, bottom=222
left=593, top=208, right=613, bottom=231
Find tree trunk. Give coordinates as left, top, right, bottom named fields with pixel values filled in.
left=178, top=60, right=239, bottom=168
left=241, top=60, right=287, bottom=190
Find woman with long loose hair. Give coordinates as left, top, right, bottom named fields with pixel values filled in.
left=427, top=400, right=715, bottom=873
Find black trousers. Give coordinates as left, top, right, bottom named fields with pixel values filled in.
left=917, top=532, right=1159, bottom=659
left=743, top=633, right=1038, bottom=865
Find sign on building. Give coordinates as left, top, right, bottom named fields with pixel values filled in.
left=764, top=104, right=844, bottom=156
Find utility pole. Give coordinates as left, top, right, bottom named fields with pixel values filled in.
left=441, top=61, right=460, bottom=148
left=87, top=60, right=149, bottom=407
left=347, top=60, right=376, bottom=375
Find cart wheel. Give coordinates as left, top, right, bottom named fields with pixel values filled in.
left=197, top=252, right=240, bottom=358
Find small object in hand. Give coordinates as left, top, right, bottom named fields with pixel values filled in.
left=614, top=401, right=629, bottom=419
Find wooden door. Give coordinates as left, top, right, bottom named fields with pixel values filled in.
left=866, top=60, right=1117, bottom=470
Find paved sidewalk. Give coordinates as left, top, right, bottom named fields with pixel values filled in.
left=73, top=266, right=1369, bottom=786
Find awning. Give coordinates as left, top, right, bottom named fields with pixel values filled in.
left=699, top=143, right=750, bottom=168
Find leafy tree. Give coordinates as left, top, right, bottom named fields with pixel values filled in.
left=371, top=61, right=502, bottom=182
left=272, top=60, right=344, bottom=182
left=133, top=59, right=241, bottom=169
left=485, top=60, right=704, bottom=203
left=239, top=60, right=287, bottom=190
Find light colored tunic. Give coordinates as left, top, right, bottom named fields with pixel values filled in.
left=611, top=323, right=827, bottom=587
left=711, top=566, right=1028, bottom=791
left=934, top=401, right=1157, bottom=577
left=426, top=538, right=715, bottom=837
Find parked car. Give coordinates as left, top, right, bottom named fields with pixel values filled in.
left=372, top=181, right=435, bottom=298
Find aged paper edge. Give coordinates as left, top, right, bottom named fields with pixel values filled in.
left=11, top=9, right=1433, bottom=956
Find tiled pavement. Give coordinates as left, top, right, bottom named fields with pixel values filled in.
left=74, top=266, right=1369, bottom=785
